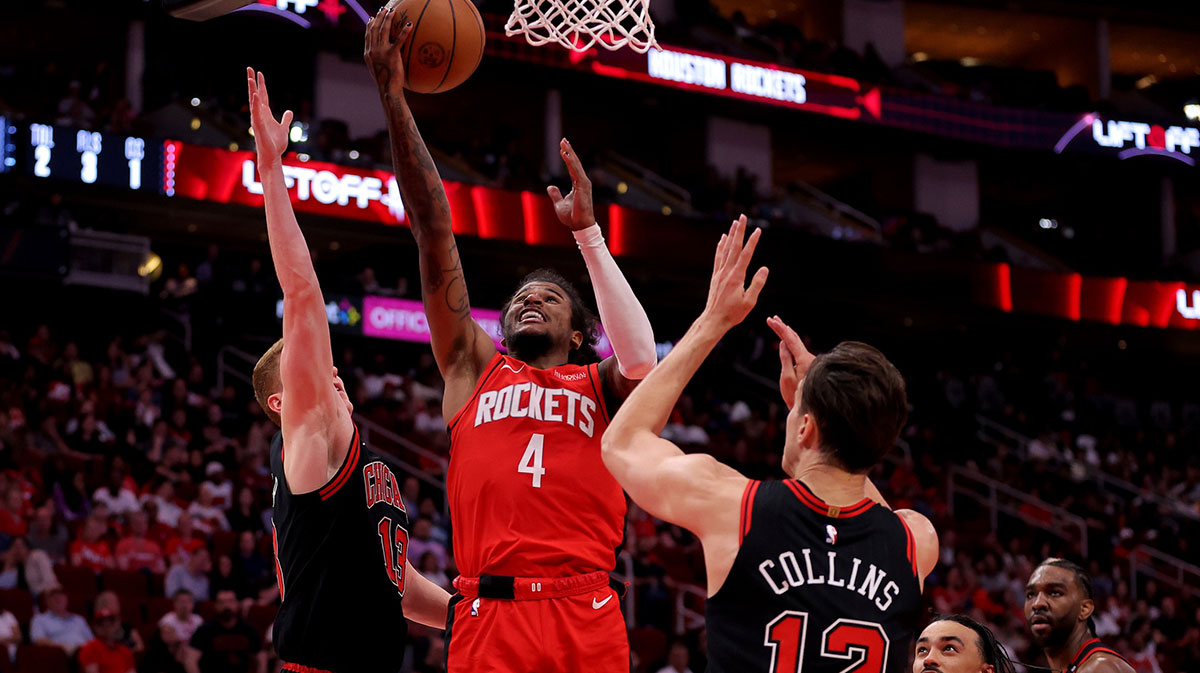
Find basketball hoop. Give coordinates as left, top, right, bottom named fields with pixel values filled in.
left=505, top=0, right=659, bottom=53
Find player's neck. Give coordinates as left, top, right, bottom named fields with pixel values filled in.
left=790, top=462, right=868, bottom=507
left=511, top=348, right=570, bottom=370
left=1044, top=627, right=1094, bottom=670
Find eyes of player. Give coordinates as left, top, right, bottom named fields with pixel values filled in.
left=915, top=644, right=959, bottom=656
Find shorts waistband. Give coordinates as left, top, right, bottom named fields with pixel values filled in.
left=281, top=663, right=335, bottom=673
left=454, top=570, right=610, bottom=600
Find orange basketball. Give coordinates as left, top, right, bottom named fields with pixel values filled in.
left=389, top=0, right=486, bottom=94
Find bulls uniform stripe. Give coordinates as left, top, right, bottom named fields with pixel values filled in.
left=740, top=480, right=761, bottom=544
left=784, top=480, right=876, bottom=518
left=447, top=354, right=506, bottom=433
left=894, top=513, right=918, bottom=578
left=1068, top=638, right=1131, bottom=673
left=319, top=426, right=361, bottom=500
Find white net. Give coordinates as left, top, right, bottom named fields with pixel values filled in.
left=505, top=0, right=659, bottom=53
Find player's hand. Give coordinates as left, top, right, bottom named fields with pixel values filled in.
left=546, top=138, right=596, bottom=231
left=767, top=315, right=815, bottom=410
left=699, top=215, right=768, bottom=333
left=246, top=68, right=292, bottom=165
left=365, top=5, right=414, bottom=94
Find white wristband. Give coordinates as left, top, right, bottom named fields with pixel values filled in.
left=572, top=224, right=604, bottom=249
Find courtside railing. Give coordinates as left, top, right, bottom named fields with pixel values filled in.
left=947, top=465, right=1089, bottom=557
left=1128, top=545, right=1200, bottom=599
left=674, top=583, right=707, bottom=635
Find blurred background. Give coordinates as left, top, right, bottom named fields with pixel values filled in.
left=1, top=0, right=1199, bottom=671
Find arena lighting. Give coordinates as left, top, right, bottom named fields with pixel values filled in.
left=348, top=150, right=360, bottom=160
left=138, top=253, right=163, bottom=281
left=189, top=118, right=201, bottom=130
left=959, top=57, right=982, bottom=67
left=190, top=98, right=200, bottom=107
left=1038, top=218, right=1058, bottom=230
left=1185, top=102, right=1200, bottom=122
left=911, top=52, right=928, bottom=62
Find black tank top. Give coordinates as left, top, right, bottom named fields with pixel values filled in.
left=270, top=426, right=410, bottom=673
left=1067, top=637, right=1130, bottom=673
left=706, top=479, right=922, bottom=673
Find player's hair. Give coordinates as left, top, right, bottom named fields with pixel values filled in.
left=503, top=269, right=601, bottom=365
left=928, top=614, right=1018, bottom=673
left=1036, top=557, right=1096, bottom=634
left=252, top=339, right=285, bottom=426
left=800, top=341, right=907, bottom=473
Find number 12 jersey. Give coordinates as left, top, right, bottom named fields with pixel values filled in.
left=447, top=353, right=625, bottom=579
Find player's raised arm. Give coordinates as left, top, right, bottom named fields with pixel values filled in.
left=365, top=10, right=495, bottom=419
left=248, top=69, right=353, bottom=492
left=546, top=139, right=656, bottom=400
left=602, top=217, right=767, bottom=536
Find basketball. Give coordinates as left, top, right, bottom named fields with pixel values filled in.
left=387, top=0, right=485, bottom=94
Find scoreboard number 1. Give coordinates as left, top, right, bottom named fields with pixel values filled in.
left=125, top=137, right=145, bottom=190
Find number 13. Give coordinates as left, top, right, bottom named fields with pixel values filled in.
left=765, top=612, right=889, bottom=673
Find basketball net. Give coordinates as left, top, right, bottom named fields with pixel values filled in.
left=505, top=0, right=659, bottom=53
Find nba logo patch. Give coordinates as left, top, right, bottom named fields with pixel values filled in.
left=825, top=524, right=838, bottom=545
left=471, top=598, right=480, bottom=617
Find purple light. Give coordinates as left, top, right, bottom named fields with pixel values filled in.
left=233, top=4, right=313, bottom=28
left=1053, top=113, right=1096, bottom=154
left=1116, top=147, right=1195, bottom=166
left=343, top=0, right=370, bottom=25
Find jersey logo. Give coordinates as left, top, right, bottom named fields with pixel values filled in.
left=501, top=362, right=526, bottom=374
left=470, top=598, right=481, bottom=617
left=474, top=383, right=598, bottom=437
left=363, top=460, right=407, bottom=512
left=826, top=524, right=838, bottom=545
left=592, top=595, right=613, bottom=610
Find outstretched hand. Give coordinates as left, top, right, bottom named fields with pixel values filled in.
left=246, top=68, right=292, bottom=164
left=364, top=5, right=414, bottom=93
left=700, top=215, right=768, bottom=333
left=766, top=315, right=815, bottom=409
left=546, top=138, right=596, bottom=231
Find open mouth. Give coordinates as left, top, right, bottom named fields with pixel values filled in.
left=519, top=308, right=547, bottom=325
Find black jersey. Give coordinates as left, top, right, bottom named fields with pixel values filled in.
left=1066, top=637, right=1130, bottom=673
left=706, top=480, right=923, bottom=673
left=270, top=426, right=410, bottom=673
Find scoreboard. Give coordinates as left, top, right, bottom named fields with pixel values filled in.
left=12, top=121, right=159, bottom=192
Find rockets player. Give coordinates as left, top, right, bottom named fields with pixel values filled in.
left=602, top=218, right=939, bottom=672
left=1025, top=559, right=1133, bottom=673
left=245, top=69, right=449, bottom=673
left=364, top=9, right=657, bottom=673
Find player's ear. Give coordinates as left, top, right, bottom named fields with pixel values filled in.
left=796, top=413, right=817, bottom=448
left=569, top=330, right=583, bottom=351
left=980, top=665, right=994, bottom=673
left=1079, top=598, right=1095, bottom=621
left=268, top=392, right=283, bottom=417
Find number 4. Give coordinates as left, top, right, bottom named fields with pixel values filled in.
left=518, top=434, right=546, bottom=488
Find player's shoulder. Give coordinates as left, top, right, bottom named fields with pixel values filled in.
left=1081, top=651, right=1135, bottom=673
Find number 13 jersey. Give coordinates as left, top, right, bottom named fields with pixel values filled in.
left=448, top=353, right=625, bottom=579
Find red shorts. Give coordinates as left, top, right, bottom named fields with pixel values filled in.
left=445, top=571, right=630, bottom=673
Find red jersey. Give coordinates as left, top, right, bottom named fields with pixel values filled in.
left=448, top=353, right=625, bottom=578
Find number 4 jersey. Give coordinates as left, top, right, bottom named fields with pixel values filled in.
left=707, top=479, right=922, bottom=673
left=270, top=426, right=410, bottom=673
left=447, top=353, right=625, bottom=579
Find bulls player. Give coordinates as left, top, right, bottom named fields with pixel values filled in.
left=914, top=615, right=1018, bottom=673
left=1025, top=559, right=1133, bottom=673
left=245, top=68, right=449, bottom=673
left=364, top=9, right=657, bottom=673
left=602, top=218, right=939, bottom=672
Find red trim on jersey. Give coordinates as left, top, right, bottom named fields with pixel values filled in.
left=784, top=480, right=876, bottom=518
left=739, top=480, right=761, bottom=545
left=1071, top=638, right=1131, bottom=670
left=894, top=512, right=918, bottom=578
left=587, top=362, right=610, bottom=424
left=318, top=425, right=360, bottom=501
left=446, top=352, right=505, bottom=432
left=281, top=662, right=336, bottom=673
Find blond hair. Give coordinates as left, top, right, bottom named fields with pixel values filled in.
left=252, top=339, right=285, bottom=425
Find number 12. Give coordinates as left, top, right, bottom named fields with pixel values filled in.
left=765, top=612, right=889, bottom=673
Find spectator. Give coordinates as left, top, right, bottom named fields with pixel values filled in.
left=166, top=548, right=211, bottom=602
left=30, top=585, right=93, bottom=656
left=187, top=589, right=264, bottom=673
left=27, top=504, right=69, bottom=561
left=93, top=469, right=141, bottom=517
left=0, top=602, right=19, bottom=663
left=143, top=481, right=184, bottom=529
left=140, top=622, right=188, bottom=673
left=94, top=591, right=145, bottom=655
left=165, top=516, right=205, bottom=565
left=406, top=519, right=447, bottom=569
left=186, top=487, right=229, bottom=536
left=0, top=486, right=28, bottom=540
left=53, top=472, right=92, bottom=522
left=231, top=531, right=268, bottom=591
left=115, top=510, right=166, bottom=573
left=78, top=606, right=135, bottom=673
left=71, top=513, right=115, bottom=572
left=200, top=464, right=233, bottom=511
left=0, top=536, right=58, bottom=595
left=417, top=551, right=449, bottom=591
left=656, top=641, right=694, bottom=673
left=158, top=589, right=203, bottom=643
left=209, top=555, right=244, bottom=599
left=226, top=488, right=260, bottom=534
